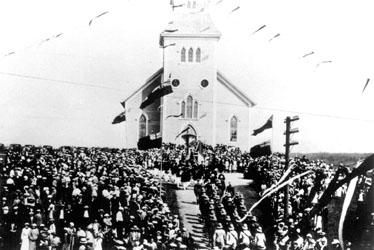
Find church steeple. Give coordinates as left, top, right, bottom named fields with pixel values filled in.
left=169, top=0, right=210, bottom=14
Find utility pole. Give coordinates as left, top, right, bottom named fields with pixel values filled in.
left=284, top=116, right=299, bottom=219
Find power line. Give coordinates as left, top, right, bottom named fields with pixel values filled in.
left=254, top=106, right=374, bottom=123
left=0, top=72, right=125, bottom=91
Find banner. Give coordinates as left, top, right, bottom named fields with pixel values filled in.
left=250, top=140, right=271, bottom=158
left=137, top=135, right=162, bottom=150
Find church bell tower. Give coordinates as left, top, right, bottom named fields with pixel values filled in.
left=159, top=0, right=222, bottom=145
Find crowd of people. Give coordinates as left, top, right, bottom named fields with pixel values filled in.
left=0, top=144, right=197, bottom=250
left=191, top=152, right=373, bottom=250
left=0, top=142, right=372, bottom=250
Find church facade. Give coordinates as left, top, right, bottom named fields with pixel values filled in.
left=122, top=0, right=255, bottom=150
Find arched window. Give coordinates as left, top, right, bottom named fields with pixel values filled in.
left=181, top=101, right=186, bottom=118
left=187, top=1, right=191, bottom=8
left=181, top=47, right=186, bottom=62
left=186, top=95, right=193, bottom=118
left=192, top=1, right=196, bottom=8
left=139, top=114, right=147, bottom=138
left=196, top=48, right=201, bottom=62
left=230, top=116, right=238, bottom=142
left=193, top=101, right=198, bottom=118
left=188, top=48, right=193, bottom=62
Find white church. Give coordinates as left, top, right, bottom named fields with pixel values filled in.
left=122, top=0, right=255, bottom=150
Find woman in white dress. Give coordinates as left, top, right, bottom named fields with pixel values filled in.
left=20, top=223, right=31, bottom=250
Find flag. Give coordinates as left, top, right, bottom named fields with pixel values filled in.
left=252, top=115, right=273, bottom=136
left=362, top=78, right=370, bottom=94
left=196, top=140, right=204, bottom=164
left=250, top=140, right=271, bottom=158
left=140, top=84, right=173, bottom=109
left=120, top=101, right=126, bottom=109
left=166, top=113, right=183, bottom=119
left=175, top=127, right=189, bottom=140
left=112, top=111, right=126, bottom=124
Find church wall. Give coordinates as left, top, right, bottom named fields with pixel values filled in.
left=214, top=80, right=251, bottom=151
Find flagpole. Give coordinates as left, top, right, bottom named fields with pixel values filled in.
left=159, top=42, right=175, bottom=196
left=271, top=115, right=274, bottom=152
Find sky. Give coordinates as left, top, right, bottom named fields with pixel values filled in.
left=0, top=0, right=373, bottom=153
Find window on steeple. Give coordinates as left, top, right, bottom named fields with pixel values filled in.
left=187, top=1, right=191, bottom=8
left=192, top=1, right=196, bottom=8
left=193, top=101, right=198, bottom=118
left=196, top=48, right=201, bottom=62
left=181, top=101, right=186, bottom=118
left=188, top=48, right=193, bottom=62
left=186, top=95, right=193, bottom=118
left=181, top=47, right=186, bottom=62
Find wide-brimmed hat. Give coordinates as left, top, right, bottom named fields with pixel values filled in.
left=331, top=239, right=340, bottom=245
left=318, top=231, right=326, bottom=236
left=216, top=223, right=223, bottom=229
left=242, top=224, right=248, bottom=230
left=256, top=226, right=263, bottom=233
left=79, top=238, right=87, bottom=244
left=131, top=225, right=140, bottom=231
left=169, top=242, right=177, bottom=248
left=228, top=224, right=235, bottom=230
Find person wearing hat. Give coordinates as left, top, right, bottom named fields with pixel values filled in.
left=316, top=231, right=327, bottom=250
left=226, top=223, right=238, bottom=249
left=239, top=223, right=252, bottom=247
left=78, top=238, right=87, bottom=250
left=303, top=233, right=316, bottom=250
left=129, top=225, right=141, bottom=247
left=39, top=226, right=51, bottom=250
left=253, top=226, right=266, bottom=250
left=28, top=223, right=39, bottom=250
left=94, top=233, right=103, bottom=250
left=63, top=222, right=76, bottom=250
left=331, top=239, right=342, bottom=250
left=212, top=223, right=226, bottom=249
left=20, top=222, right=31, bottom=250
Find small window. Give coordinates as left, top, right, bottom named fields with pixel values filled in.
left=139, top=114, right=147, bottom=138
left=196, top=48, right=201, bottom=62
left=181, top=101, right=186, bottom=118
left=181, top=48, right=186, bottom=62
left=193, top=101, right=198, bottom=118
left=230, top=116, right=238, bottom=142
left=172, top=79, right=180, bottom=87
left=192, top=1, right=196, bottom=9
left=188, top=48, right=193, bottom=62
left=201, top=79, right=209, bottom=88
left=187, top=1, right=191, bottom=8
left=186, top=95, right=193, bottom=118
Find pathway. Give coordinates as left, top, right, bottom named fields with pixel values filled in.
left=175, top=173, right=253, bottom=248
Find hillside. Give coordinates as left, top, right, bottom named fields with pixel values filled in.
left=291, top=152, right=372, bottom=167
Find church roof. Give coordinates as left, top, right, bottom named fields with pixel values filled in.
left=217, top=71, right=256, bottom=107
left=122, top=68, right=255, bottom=107
left=160, top=13, right=221, bottom=46
left=122, top=68, right=163, bottom=103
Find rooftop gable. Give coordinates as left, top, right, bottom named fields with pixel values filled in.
left=217, top=70, right=256, bottom=107
left=122, top=68, right=163, bottom=104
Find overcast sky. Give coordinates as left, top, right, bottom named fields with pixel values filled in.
left=0, top=0, right=373, bottom=153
